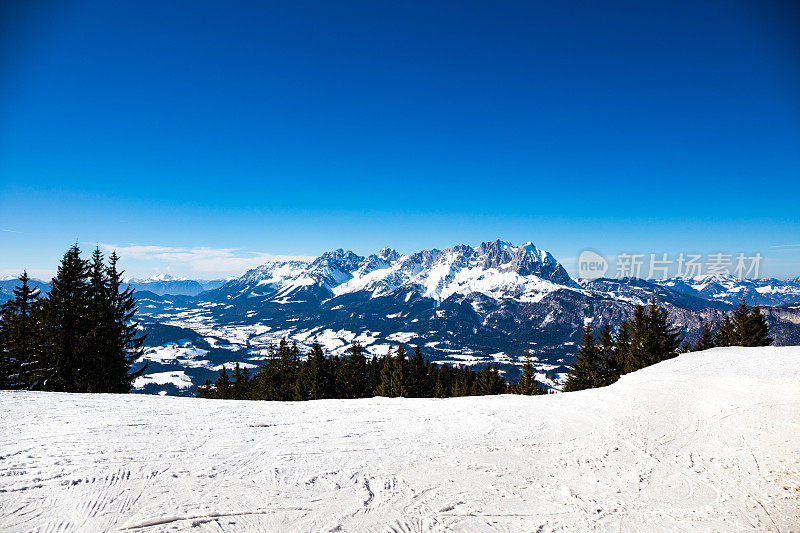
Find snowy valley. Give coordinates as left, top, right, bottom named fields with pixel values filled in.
left=128, top=240, right=800, bottom=395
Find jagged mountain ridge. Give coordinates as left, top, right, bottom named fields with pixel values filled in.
left=204, top=239, right=578, bottom=305
left=128, top=240, right=800, bottom=395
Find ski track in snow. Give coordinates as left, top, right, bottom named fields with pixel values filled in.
left=1, top=346, right=799, bottom=532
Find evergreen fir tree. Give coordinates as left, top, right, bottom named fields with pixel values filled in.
left=597, top=323, right=620, bottom=386
left=746, top=305, right=772, bottom=347
left=339, top=341, right=368, bottom=398
left=613, top=320, right=631, bottom=372
left=41, top=245, right=90, bottom=391
left=293, top=341, right=328, bottom=400
left=513, top=348, right=538, bottom=395
left=0, top=272, right=43, bottom=388
left=390, top=345, right=407, bottom=397
left=693, top=323, right=715, bottom=351
left=375, top=347, right=394, bottom=396
left=714, top=314, right=736, bottom=347
left=476, top=363, right=505, bottom=395
left=232, top=362, right=251, bottom=399
left=434, top=362, right=451, bottom=398
left=729, top=299, right=773, bottom=347
left=85, top=247, right=110, bottom=391
left=214, top=366, right=232, bottom=399
left=104, top=251, right=147, bottom=392
left=564, top=322, right=601, bottom=391
left=406, top=346, right=429, bottom=397
left=623, top=305, right=648, bottom=373
left=197, top=378, right=213, bottom=398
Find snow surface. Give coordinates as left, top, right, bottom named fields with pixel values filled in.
left=1, top=346, right=799, bottom=532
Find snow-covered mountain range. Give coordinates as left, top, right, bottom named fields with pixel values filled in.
left=208, top=240, right=577, bottom=305
left=126, top=240, right=800, bottom=395
left=127, top=274, right=228, bottom=297
left=4, top=240, right=800, bottom=395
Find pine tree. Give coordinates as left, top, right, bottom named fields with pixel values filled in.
left=232, top=362, right=251, bottom=399
left=746, top=305, right=772, bottom=346
left=597, top=323, right=620, bottom=386
left=375, top=347, right=394, bottom=396
left=85, top=248, right=110, bottom=391
left=693, top=323, right=715, bottom=351
left=644, top=298, right=682, bottom=366
left=476, top=363, right=505, bottom=395
left=728, top=299, right=773, bottom=347
left=294, top=341, right=328, bottom=400
left=513, top=348, right=538, bottom=395
left=406, top=346, right=429, bottom=397
left=614, top=320, right=631, bottom=371
left=434, top=362, right=451, bottom=398
left=214, top=366, right=232, bottom=399
left=390, top=345, right=407, bottom=397
left=339, top=341, right=368, bottom=398
left=623, top=305, right=648, bottom=373
left=0, top=272, right=43, bottom=388
left=251, top=342, right=279, bottom=400
left=197, top=378, right=213, bottom=398
left=104, top=251, right=147, bottom=392
left=714, top=314, right=736, bottom=347
left=564, top=323, right=601, bottom=391
left=41, top=245, right=90, bottom=391
left=623, top=299, right=681, bottom=373
left=274, top=338, right=297, bottom=400
left=0, top=292, right=7, bottom=388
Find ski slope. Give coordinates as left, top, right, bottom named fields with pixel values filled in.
left=1, top=347, right=798, bottom=532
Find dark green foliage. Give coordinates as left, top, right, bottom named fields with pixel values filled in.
left=706, top=299, right=772, bottom=350
left=0, top=272, right=44, bottom=388
left=103, top=251, right=147, bottom=392
left=293, top=341, right=329, bottom=400
left=338, top=341, right=369, bottom=398
left=406, top=346, right=432, bottom=397
left=564, top=323, right=602, bottom=392
left=202, top=341, right=513, bottom=401
left=374, top=347, right=394, bottom=397
left=693, top=324, right=715, bottom=351
left=476, top=362, right=507, bottom=395
left=510, top=348, right=545, bottom=395
left=623, top=298, right=681, bottom=373
left=41, top=245, right=90, bottom=391
left=597, top=323, right=621, bottom=386
left=0, top=246, right=147, bottom=392
left=391, top=344, right=408, bottom=397
left=714, top=315, right=736, bottom=347
left=744, top=305, right=772, bottom=347
left=566, top=298, right=686, bottom=392
left=731, top=299, right=773, bottom=347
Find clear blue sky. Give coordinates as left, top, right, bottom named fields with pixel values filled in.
left=1, top=1, right=799, bottom=279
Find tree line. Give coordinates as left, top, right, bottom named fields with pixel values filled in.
left=0, top=245, right=146, bottom=392
left=564, top=297, right=772, bottom=392
left=197, top=340, right=548, bottom=400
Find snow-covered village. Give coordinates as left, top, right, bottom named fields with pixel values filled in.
left=2, top=2, right=799, bottom=531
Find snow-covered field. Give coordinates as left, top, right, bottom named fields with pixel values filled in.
left=1, top=347, right=798, bottom=532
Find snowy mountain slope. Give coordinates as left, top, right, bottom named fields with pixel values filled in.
left=126, top=274, right=231, bottom=297
left=204, top=239, right=579, bottom=305
left=1, top=346, right=798, bottom=532
left=129, top=240, right=800, bottom=395
left=654, top=274, right=800, bottom=307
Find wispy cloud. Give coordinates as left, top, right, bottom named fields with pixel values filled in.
left=2, top=228, right=24, bottom=234
left=96, top=243, right=314, bottom=275
left=769, top=244, right=800, bottom=251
